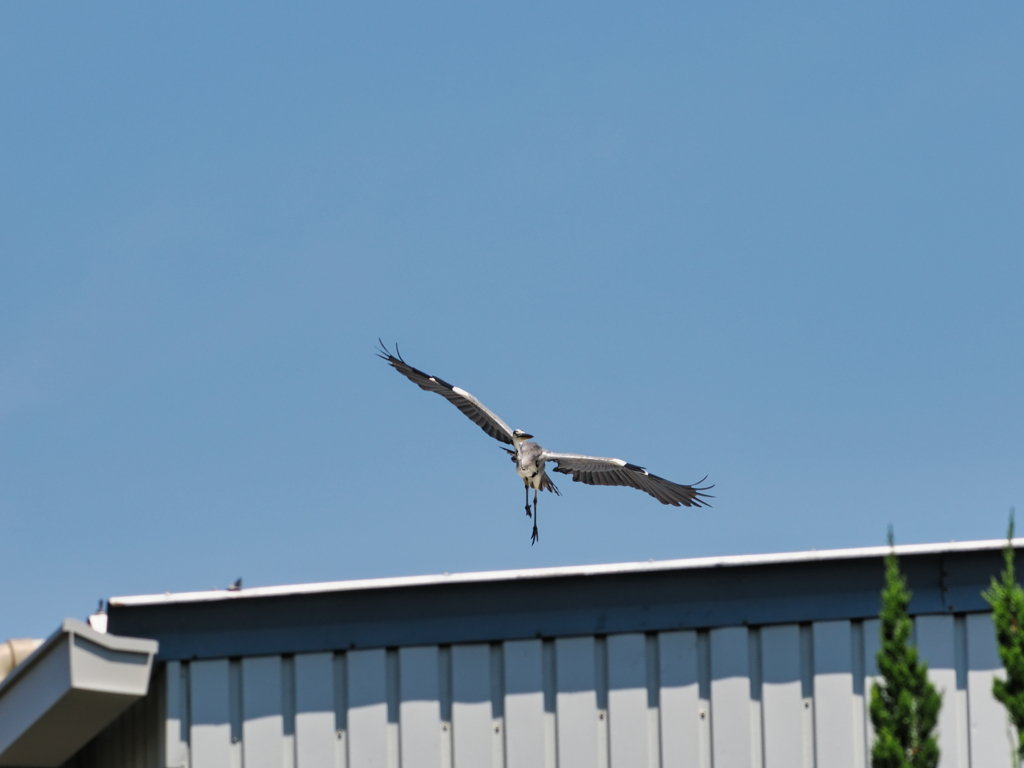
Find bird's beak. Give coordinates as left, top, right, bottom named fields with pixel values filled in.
left=521, top=433, right=533, bottom=440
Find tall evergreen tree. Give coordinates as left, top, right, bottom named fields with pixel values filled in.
left=983, top=509, right=1024, bottom=764
left=870, top=529, right=942, bottom=768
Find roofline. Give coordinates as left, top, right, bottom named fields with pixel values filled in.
left=110, top=538, right=1016, bottom=608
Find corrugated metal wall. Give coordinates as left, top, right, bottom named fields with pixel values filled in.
left=136, top=613, right=1014, bottom=768
left=61, top=666, right=164, bottom=768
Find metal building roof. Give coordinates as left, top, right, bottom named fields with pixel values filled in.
left=110, top=538, right=1012, bottom=606
left=107, top=539, right=1019, bottom=662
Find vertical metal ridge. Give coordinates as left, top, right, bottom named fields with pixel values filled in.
left=954, top=614, right=971, bottom=768
left=748, top=628, right=764, bottom=768
left=334, top=651, right=348, bottom=748
left=646, top=634, right=660, bottom=710
left=153, top=665, right=166, bottom=768
left=861, top=618, right=881, bottom=765
left=954, top=616, right=968, bottom=691
left=645, top=634, right=661, bottom=768
left=850, top=621, right=866, bottom=768
left=147, top=668, right=158, bottom=765
left=490, top=642, right=507, bottom=768
left=121, top=687, right=133, bottom=767
left=439, top=645, right=453, bottom=768
left=696, top=630, right=712, bottom=768
left=282, top=655, right=297, bottom=733
left=230, top=658, right=243, bottom=768
left=182, top=660, right=192, bottom=768
left=595, top=637, right=609, bottom=712
left=542, top=639, right=557, bottom=768
left=798, top=625, right=815, bottom=768
left=850, top=622, right=865, bottom=698
left=386, top=649, right=400, bottom=768
left=490, top=642, right=506, bottom=718
left=282, top=655, right=297, bottom=768
left=438, top=646, right=453, bottom=724
left=228, top=659, right=242, bottom=749
left=594, top=635, right=609, bottom=768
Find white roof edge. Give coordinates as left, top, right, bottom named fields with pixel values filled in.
left=109, top=538, right=1020, bottom=608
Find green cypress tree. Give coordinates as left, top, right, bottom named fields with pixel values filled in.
left=870, top=529, right=942, bottom=768
left=982, top=509, right=1024, bottom=764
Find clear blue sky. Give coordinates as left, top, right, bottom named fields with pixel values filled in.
left=2, top=3, right=1021, bottom=641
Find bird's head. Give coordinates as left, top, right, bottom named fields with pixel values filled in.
left=512, top=429, right=534, bottom=443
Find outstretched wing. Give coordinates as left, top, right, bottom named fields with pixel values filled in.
left=540, top=451, right=713, bottom=507
left=378, top=341, right=514, bottom=446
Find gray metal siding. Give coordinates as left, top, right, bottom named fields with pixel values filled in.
left=73, top=613, right=1015, bottom=768
left=60, top=667, right=163, bottom=768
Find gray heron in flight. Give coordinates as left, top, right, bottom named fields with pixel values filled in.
left=378, top=342, right=712, bottom=544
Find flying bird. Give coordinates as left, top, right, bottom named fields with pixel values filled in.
left=378, top=342, right=712, bottom=544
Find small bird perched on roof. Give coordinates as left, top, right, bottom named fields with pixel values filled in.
left=378, top=341, right=712, bottom=544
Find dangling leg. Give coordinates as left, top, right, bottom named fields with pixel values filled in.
left=531, top=487, right=539, bottom=545
left=524, top=482, right=532, bottom=517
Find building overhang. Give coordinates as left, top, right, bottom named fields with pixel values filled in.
left=0, top=619, right=158, bottom=767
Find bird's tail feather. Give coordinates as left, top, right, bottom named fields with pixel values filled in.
left=540, top=471, right=561, bottom=496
